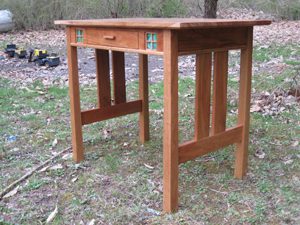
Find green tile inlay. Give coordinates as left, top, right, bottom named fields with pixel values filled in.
left=153, top=33, right=157, bottom=41
left=147, top=42, right=152, bottom=49
left=152, top=43, right=157, bottom=50
left=147, top=33, right=152, bottom=41
left=146, top=32, right=158, bottom=50
left=76, top=29, right=84, bottom=43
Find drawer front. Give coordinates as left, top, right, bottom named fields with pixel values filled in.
left=70, top=27, right=163, bottom=54
left=84, top=28, right=139, bottom=49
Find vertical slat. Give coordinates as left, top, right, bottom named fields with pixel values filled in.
left=235, top=27, right=253, bottom=179
left=211, top=51, right=228, bottom=134
left=195, top=52, right=212, bottom=140
left=95, top=49, right=111, bottom=108
left=139, top=54, right=150, bottom=143
left=112, top=51, right=126, bottom=104
left=66, top=27, right=84, bottom=162
left=163, top=30, right=179, bottom=213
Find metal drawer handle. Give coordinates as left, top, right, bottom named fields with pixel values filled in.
left=103, top=35, right=116, bottom=40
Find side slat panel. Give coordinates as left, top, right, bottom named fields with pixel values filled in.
left=211, top=51, right=228, bottom=134
left=112, top=51, right=126, bottom=104
left=195, top=52, right=212, bottom=140
left=95, top=49, right=111, bottom=108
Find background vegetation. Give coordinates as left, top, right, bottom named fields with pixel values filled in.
left=0, top=0, right=300, bottom=30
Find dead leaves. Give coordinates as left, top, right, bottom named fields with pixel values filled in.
left=250, top=87, right=299, bottom=116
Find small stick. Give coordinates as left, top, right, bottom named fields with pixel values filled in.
left=0, top=146, right=72, bottom=200
left=208, top=188, right=228, bottom=195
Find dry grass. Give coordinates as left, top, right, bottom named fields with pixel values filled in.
left=0, top=44, right=300, bottom=224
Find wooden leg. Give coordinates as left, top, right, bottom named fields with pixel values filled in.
left=139, top=54, right=149, bottom=143
left=211, top=51, right=228, bottom=135
left=235, top=27, right=253, bottom=179
left=195, top=52, right=212, bottom=140
left=66, top=27, right=84, bottom=162
left=112, top=51, right=126, bottom=104
left=163, top=30, right=179, bottom=213
left=95, top=49, right=111, bottom=108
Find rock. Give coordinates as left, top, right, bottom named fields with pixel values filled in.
left=0, top=10, right=13, bottom=33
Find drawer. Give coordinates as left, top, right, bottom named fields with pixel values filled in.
left=70, top=27, right=163, bottom=54
left=79, top=28, right=139, bottom=49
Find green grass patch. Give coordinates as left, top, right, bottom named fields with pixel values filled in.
left=1, top=45, right=299, bottom=224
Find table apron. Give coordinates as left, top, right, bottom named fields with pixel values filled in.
left=177, top=27, right=248, bottom=54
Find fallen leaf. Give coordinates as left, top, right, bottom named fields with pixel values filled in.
left=87, top=219, right=96, bottom=225
left=10, top=147, right=20, bottom=152
left=49, top=164, right=63, bottom=170
left=71, top=177, right=78, bottom=183
left=37, top=91, right=46, bottom=95
left=291, top=141, right=299, bottom=147
left=39, top=165, right=50, bottom=172
left=103, top=129, right=111, bottom=139
left=144, top=163, right=154, bottom=170
left=146, top=208, right=161, bottom=216
left=23, top=87, right=35, bottom=93
left=46, top=205, right=58, bottom=224
left=255, top=149, right=265, bottom=159
left=52, top=139, right=58, bottom=147
left=3, top=186, right=19, bottom=199
left=284, top=159, right=293, bottom=165
left=62, top=153, right=72, bottom=160
left=123, top=142, right=129, bottom=147
left=250, top=104, right=261, bottom=112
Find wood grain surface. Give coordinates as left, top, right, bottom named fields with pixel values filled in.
left=55, top=18, right=271, bottom=29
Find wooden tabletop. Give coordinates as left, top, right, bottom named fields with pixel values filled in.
left=55, top=18, right=271, bottom=29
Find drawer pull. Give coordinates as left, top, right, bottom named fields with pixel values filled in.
left=103, top=35, right=116, bottom=40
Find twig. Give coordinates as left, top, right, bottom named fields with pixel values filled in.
left=209, top=188, right=228, bottom=195
left=0, top=146, right=72, bottom=200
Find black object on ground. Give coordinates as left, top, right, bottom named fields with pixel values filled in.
left=4, top=44, right=16, bottom=57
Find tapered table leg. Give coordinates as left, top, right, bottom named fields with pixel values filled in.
left=139, top=54, right=150, bottom=143
left=66, top=27, right=84, bottom=162
left=163, top=30, right=179, bottom=213
left=235, top=27, right=253, bottom=179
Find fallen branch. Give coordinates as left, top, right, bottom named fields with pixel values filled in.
left=0, top=146, right=72, bottom=200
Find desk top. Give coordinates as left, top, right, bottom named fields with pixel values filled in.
left=55, top=18, right=271, bottom=29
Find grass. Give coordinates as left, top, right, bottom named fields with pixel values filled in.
left=253, top=44, right=300, bottom=62
left=0, top=44, right=300, bottom=224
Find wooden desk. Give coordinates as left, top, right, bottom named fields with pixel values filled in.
left=55, top=18, right=271, bottom=212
